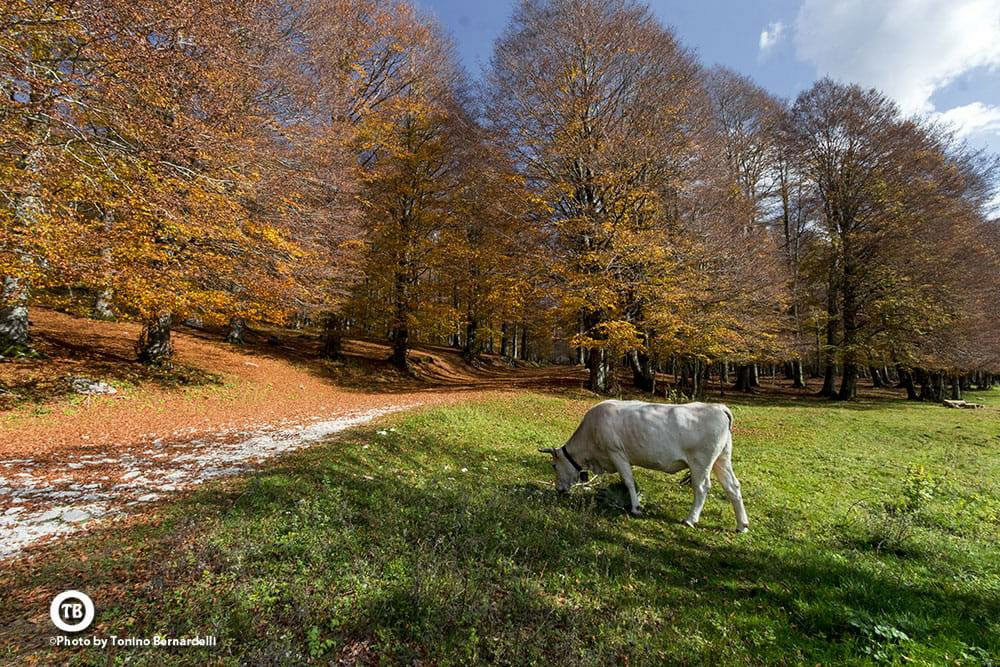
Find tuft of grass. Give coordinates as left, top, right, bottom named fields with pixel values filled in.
left=2, top=390, right=999, bottom=665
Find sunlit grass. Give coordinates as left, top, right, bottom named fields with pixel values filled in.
left=3, top=390, right=998, bottom=664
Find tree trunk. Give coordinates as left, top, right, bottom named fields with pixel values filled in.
left=734, top=364, right=754, bottom=393
left=869, top=365, right=884, bottom=388
left=225, top=316, right=247, bottom=345
left=321, top=314, right=344, bottom=360
left=587, top=346, right=611, bottom=393
left=838, top=361, right=858, bottom=400
left=136, top=313, right=173, bottom=365
left=628, top=349, right=655, bottom=393
left=819, top=272, right=839, bottom=397
left=791, top=359, right=806, bottom=388
left=918, top=370, right=944, bottom=402
left=836, top=258, right=860, bottom=401
left=0, top=276, right=30, bottom=352
left=92, top=209, right=116, bottom=320
left=450, top=285, right=461, bottom=348
left=3, top=115, right=44, bottom=352
left=917, top=369, right=932, bottom=401
left=719, top=360, right=729, bottom=384
left=500, top=322, right=510, bottom=358
left=820, top=363, right=836, bottom=396
left=691, top=359, right=704, bottom=398
left=950, top=374, right=961, bottom=401
left=462, top=318, right=481, bottom=361
left=92, top=288, right=115, bottom=321
left=389, top=326, right=408, bottom=369
left=749, top=364, right=760, bottom=388
left=389, top=271, right=409, bottom=370
left=898, top=367, right=919, bottom=400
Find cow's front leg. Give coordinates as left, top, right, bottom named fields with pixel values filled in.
left=683, top=466, right=711, bottom=527
left=611, top=455, right=642, bottom=516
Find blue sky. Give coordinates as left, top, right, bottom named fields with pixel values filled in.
left=415, top=0, right=1000, bottom=161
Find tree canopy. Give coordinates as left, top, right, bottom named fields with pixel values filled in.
left=2, top=0, right=998, bottom=399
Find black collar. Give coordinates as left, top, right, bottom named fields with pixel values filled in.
left=560, top=445, right=583, bottom=472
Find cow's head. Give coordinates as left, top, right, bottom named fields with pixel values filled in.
left=539, top=447, right=588, bottom=493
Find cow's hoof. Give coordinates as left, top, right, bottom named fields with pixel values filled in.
left=629, top=508, right=643, bottom=517
left=681, top=518, right=696, bottom=528
left=737, top=523, right=750, bottom=533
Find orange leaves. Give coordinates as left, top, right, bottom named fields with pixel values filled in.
left=0, top=0, right=319, bottom=328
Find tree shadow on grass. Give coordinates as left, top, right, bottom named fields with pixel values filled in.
left=3, top=434, right=997, bottom=664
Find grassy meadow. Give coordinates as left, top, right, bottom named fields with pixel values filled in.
left=3, top=390, right=999, bottom=665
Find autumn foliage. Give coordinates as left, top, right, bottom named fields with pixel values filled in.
left=2, top=0, right=998, bottom=398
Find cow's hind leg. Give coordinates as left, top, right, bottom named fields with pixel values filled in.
left=713, top=453, right=749, bottom=532
left=682, top=465, right=711, bottom=527
left=610, top=454, right=642, bottom=516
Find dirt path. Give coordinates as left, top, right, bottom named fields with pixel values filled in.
left=0, top=403, right=422, bottom=559
left=0, top=310, right=582, bottom=459
left=0, top=310, right=582, bottom=561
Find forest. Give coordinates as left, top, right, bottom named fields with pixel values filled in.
left=3, top=2, right=1000, bottom=663
left=3, top=0, right=999, bottom=401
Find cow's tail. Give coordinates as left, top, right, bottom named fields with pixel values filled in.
left=721, top=406, right=734, bottom=458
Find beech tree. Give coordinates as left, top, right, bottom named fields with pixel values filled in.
left=3, top=0, right=997, bottom=394
left=703, top=67, right=792, bottom=391
left=2, top=1, right=313, bottom=363
left=487, top=0, right=708, bottom=392
left=437, top=138, right=538, bottom=361
left=1, top=1, right=92, bottom=352
left=347, top=22, right=473, bottom=369
left=788, top=79, right=999, bottom=399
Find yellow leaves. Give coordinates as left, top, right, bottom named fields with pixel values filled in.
left=572, top=321, right=644, bottom=356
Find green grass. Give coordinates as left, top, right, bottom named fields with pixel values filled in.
left=3, top=391, right=999, bottom=665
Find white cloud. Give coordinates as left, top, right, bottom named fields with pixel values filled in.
left=758, top=21, right=785, bottom=56
left=794, top=0, right=1000, bottom=116
left=986, top=190, right=1000, bottom=218
left=933, top=102, right=1000, bottom=138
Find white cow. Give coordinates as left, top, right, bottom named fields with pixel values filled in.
left=540, top=400, right=749, bottom=531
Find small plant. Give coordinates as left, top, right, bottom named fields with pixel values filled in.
left=0, top=342, right=43, bottom=360
left=847, top=616, right=911, bottom=663
left=306, top=626, right=335, bottom=659
left=887, top=465, right=944, bottom=515
left=663, top=387, right=689, bottom=403
left=958, top=643, right=995, bottom=667
left=841, top=466, right=945, bottom=555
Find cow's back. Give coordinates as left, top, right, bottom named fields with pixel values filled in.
left=581, top=400, right=731, bottom=470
